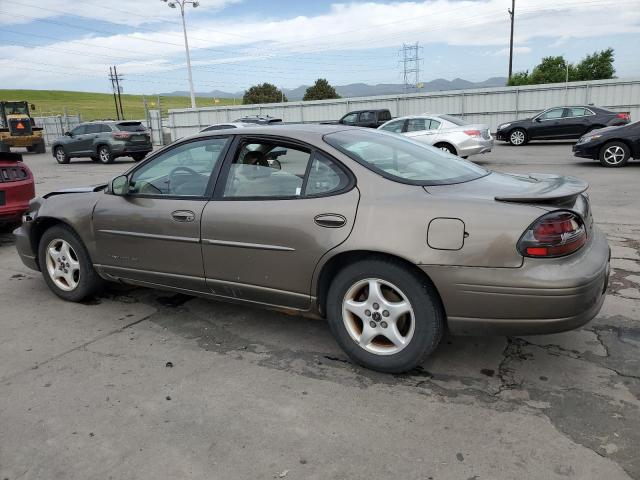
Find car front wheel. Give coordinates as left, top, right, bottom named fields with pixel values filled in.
left=326, top=258, right=444, bottom=373
left=599, top=141, right=630, bottom=167
left=38, top=224, right=104, bottom=301
left=509, top=129, right=527, bottom=146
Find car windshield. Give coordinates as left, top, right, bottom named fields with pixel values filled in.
left=438, top=114, right=469, bottom=126
left=117, top=122, right=146, bottom=132
left=324, top=129, right=488, bottom=185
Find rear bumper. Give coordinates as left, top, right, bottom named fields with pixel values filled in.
left=110, top=141, right=152, bottom=155
left=457, top=137, right=493, bottom=157
left=422, top=227, right=610, bottom=335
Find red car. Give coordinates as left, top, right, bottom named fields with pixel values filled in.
left=0, top=151, right=35, bottom=227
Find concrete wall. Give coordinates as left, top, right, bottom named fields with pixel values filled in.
left=167, top=77, right=640, bottom=141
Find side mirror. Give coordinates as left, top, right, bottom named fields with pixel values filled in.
left=64, top=131, right=72, bottom=136
left=534, top=117, right=541, bottom=123
left=111, top=175, right=129, bottom=196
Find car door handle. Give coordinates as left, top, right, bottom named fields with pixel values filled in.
left=171, top=210, right=195, bottom=222
left=314, top=214, right=347, bottom=228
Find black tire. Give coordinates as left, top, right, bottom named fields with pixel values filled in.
left=54, top=146, right=69, bottom=164
left=132, top=153, right=147, bottom=162
left=0, top=141, right=9, bottom=153
left=326, top=258, right=444, bottom=373
left=38, top=224, right=104, bottom=302
left=90, top=155, right=99, bottom=162
left=434, top=143, right=457, bottom=155
left=508, top=128, right=528, bottom=146
left=97, top=145, right=114, bottom=164
left=26, top=146, right=34, bottom=152
left=34, top=141, right=46, bottom=154
left=599, top=141, right=630, bottom=168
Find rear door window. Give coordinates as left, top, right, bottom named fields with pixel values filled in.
left=85, top=124, right=102, bottom=134
left=540, top=108, right=564, bottom=120
left=406, top=118, right=428, bottom=132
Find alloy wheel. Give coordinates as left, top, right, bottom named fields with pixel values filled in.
left=342, top=278, right=415, bottom=355
left=45, top=238, right=81, bottom=291
left=603, top=145, right=626, bottom=166
left=510, top=130, right=525, bottom=145
left=99, top=148, right=110, bottom=163
left=56, top=148, right=66, bottom=162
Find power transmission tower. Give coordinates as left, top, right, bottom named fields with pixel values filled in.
left=108, top=66, right=120, bottom=120
left=508, top=0, right=515, bottom=80
left=400, top=43, right=422, bottom=93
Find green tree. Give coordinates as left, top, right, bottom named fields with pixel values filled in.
left=507, top=71, right=530, bottom=86
left=574, top=48, right=615, bottom=81
left=242, top=83, right=287, bottom=104
left=528, top=55, right=573, bottom=84
left=303, top=78, right=341, bottom=101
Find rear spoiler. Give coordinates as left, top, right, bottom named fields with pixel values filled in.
left=0, top=151, right=23, bottom=163
left=495, top=174, right=588, bottom=204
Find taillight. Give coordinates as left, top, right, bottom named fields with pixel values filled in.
left=112, top=131, right=131, bottom=139
left=616, top=112, right=630, bottom=121
left=518, top=211, right=587, bottom=258
left=463, top=129, right=481, bottom=137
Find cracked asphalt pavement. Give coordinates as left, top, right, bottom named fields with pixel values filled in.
left=1, top=143, right=639, bottom=479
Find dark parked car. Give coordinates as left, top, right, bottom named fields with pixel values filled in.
left=15, top=125, right=609, bottom=373
left=0, top=151, right=35, bottom=227
left=573, top=121, right=639, bottom=167
left=496, top=106, right=630, bottom=146
left=323, top=109, right=392, bottom=128
left=52, top=121, right=152, bottom=164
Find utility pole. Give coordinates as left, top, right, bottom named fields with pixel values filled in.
left=108, top=67, right=120, bottom=120
left=508, top=0, right=515, bottom=80
left=113, top=66, right=125, bottom=120
left=399, top=42, right=422, bottom=93
left=162, top=0, right=199, bottom=108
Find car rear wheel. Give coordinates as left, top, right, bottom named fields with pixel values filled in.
left=326, top=258, right=444, bottom=373
left=434, top=143, right=456, bottom=155
left=54, top=146, right=69, bottom=164
left=132, top=153, right=147, bottom=162
left=599, top=141, right=630, bottom=168
left=38, top=225, right=104, bottom=301
left=509, top=129, right=527, bottom=146
left=97, top=145, right=114, bottom=164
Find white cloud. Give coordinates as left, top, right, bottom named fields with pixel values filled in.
left=0, top=0, right=241, bottom=27
left=1, top=0, right=639, bottom=88
left=492, top=46, right=532, bottom=56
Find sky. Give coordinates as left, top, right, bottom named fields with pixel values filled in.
left=1, top=0, right=639, bottom=95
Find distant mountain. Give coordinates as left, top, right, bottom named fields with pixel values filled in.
left=159, top=77, right=507, bottom=101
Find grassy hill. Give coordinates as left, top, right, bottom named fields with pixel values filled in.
left=0, top=89, right=236, bottom=121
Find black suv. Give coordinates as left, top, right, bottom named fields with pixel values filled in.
left=52, top=121, right=152, bottom=164
left=496, top=106, right=630, bottom=146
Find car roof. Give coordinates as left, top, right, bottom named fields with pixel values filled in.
left=196, top=123, right=356, bottom=140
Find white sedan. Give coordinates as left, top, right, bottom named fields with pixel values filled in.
left=378, top=114, right=493, bottom=158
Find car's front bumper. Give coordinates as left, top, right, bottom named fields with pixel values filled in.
left=422, top=226, right=610, bottom=335
left=572, top=141, right=601, bottom=159
left=457, top=136, right=494, bottom=157
left=13, top=221, right=39, bottom=271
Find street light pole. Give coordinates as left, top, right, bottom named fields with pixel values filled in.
left=162, top=0, right=199, bottom=109
left=508, top=0, right=515, bottom=80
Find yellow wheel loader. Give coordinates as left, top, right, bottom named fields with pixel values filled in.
left=0, top=101, right=46, bottom=153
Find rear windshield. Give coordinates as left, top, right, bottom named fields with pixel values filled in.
left=116, top=122, right=146, bottom=132
left=438, top=114, right=469, bottom=126
left=324, top=129, right=488, bottom=185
